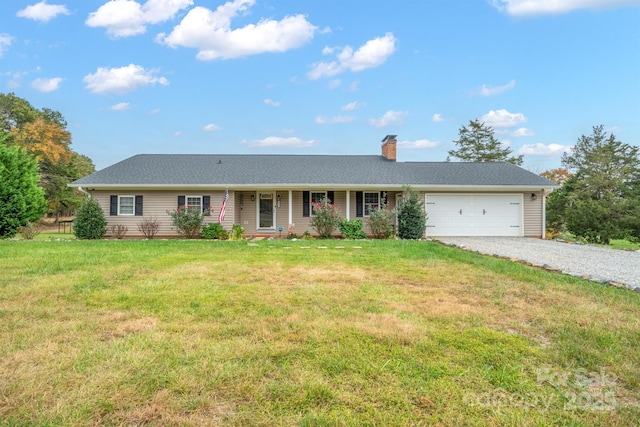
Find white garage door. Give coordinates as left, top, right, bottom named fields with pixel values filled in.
left=425, top=194, right=522, bottom=236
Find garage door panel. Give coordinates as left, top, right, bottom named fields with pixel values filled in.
left=426, top=194, right=522, bottom=237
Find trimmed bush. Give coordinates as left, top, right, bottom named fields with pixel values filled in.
left=397, top=186, right=426, bottom=240
left=202, top=222, right=225, bottom=239
left=74, top=197, right=107, bottom=240
left=340, top=219, right=366, bottom=239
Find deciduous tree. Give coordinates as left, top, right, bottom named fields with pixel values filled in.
left=1, top=93, right=94, bottom=218
left=448, top=119, right=524, bottom=165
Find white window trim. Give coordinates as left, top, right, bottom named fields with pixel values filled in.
left=310, top=191, right=326, bottom=217
left=118, top=195, right=135, bottom=216
left=186, top=195, right=203, bottom=213
left=363, top=192, right=379, bottom=217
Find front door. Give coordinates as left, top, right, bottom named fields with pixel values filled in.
left=259, top=193, right=275, bottom=229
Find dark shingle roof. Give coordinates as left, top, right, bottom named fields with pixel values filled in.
left=70, top=154, right=557, bottom=188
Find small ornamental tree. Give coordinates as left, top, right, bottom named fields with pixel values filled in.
left=310, top=197, right=341, bottom=238
left=0, top=141, right=47, bottom=238
left=396, top=186, right=426, bottom=240
left=168, top=206, right=208, bottom=238
left=73, top=197, right=107, bottom=239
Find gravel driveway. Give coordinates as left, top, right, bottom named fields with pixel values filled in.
left=435, top=237, right=640, bottom=291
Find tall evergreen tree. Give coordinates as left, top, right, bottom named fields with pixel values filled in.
left=560, top=125, right=640, bottom=244
left=0, top=134, right=47, bottom=238
left=448, top=119, right=524, bottom=165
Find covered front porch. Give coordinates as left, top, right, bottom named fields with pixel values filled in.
left=233, top=190, right=397, bottom=237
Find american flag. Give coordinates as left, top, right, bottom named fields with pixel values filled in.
left=218, top=188, right=229, bottom=223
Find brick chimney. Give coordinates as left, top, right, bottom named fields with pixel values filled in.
left=381, top=135, right=397, bottom=161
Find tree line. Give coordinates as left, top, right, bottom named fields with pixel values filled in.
left=1, top=92, right=638, bottom=243
left=1, top=93, right=95, bottom=238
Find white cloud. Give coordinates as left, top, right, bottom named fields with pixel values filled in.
left=203, top=123, right=222, bottom=131
left=512, top=127, right=534, bottom=137
left=86, top=0, right=193, bottom=38
left=241, top=136, right=317, bottom=148
left=31, top=77, right=63, bottom=92
left=174, top=131, right=183, bottom=136
left=476, top=79, right=516, bottom=96
left=307, top=33, right=396, bottom=80
left=6, top=71, right=26, bottom=88
left=159, top=0, right=316, bottom=60
left=17, top=1, right=70, bottom=22
left=342, top=101, right=365, bottom=111
left=518, top=143, right=572, bottom=156
left=83, top=64, right=169, bottom=94
left=148, top=108, right=161, bottom=114
left=398, top=139, right=439, bottom=149
left=108, top=102, right=131, bottom=111
left=432, top=113, right=444, bottom=122
left=314, top=115, right=356, bottom=124
left=491, top=0, right=639, bottom=16
left=368, top=110, right=407, bottom=128
left=347, top=81, right=359, bottom=92
left=0, top=34, right=13, bottom=57
left=264, top=98, right=281, bottom=107
left=327, top=79, right=341, bottom=90
left=481, top=109, right=526, bottom=128
left=281, top=128, right=295, bottom=134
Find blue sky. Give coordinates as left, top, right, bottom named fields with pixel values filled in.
left=1, top=0, right=639, bottom=172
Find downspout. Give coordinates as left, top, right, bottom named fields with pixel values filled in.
left=541, top=189, right=546, bottom=239
left=78, top=186, right=90, bottom=197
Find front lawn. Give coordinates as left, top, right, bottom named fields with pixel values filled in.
left=1, top=240, right=638, bottom=426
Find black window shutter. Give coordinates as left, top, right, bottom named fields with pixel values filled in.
left=303, top=191, right=310, bottom=217
left=202, top=195, right=210, bottom=215
left=327, top=191, right=334, bottom=204
left=178, top=195, right=185, bottom=208
left=110, top=195, right=118, bottom=216
left=356, top=191, right=363, bottom=217
left=135, top=195, right=143, bottom=216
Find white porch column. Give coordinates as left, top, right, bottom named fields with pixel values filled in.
left=288, top=190, right=293, bottom=228
left=346, top=190, right=351, bottom=220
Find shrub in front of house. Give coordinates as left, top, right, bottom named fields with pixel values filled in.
left=339, top=219, right=366, bottom=239
left=74, top=197, right=107, bottom=240
left=138, top=217, right=160, bottom=239
left=168, top=206, right=207, bottom=239
left=202, top=222, right=225, bottom=239
left=396, top=186, right=426, bottom=240
left=367, top=206, right=395, bottom=239
left=310, top=198, right=341, bottom=238
left=229, top=224, right=244, bottom=240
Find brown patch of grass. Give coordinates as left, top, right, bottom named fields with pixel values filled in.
left=101, top=311, right=158, bottom=340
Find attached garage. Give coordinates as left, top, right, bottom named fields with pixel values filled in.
left=425, top=194, right=523, bottom=237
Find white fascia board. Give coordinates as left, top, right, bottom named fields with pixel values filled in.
left=70, top=183, right=557, bottom=191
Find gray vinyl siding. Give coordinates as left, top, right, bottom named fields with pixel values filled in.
left=92, top=190, right=235, bottom=237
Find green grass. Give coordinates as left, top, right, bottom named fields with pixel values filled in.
left=1, top=239, right=639, bottom=426
left=608, top=239, right=640, bottom=251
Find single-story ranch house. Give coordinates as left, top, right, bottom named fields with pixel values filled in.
left=69, top=135, right=558, bottom=238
